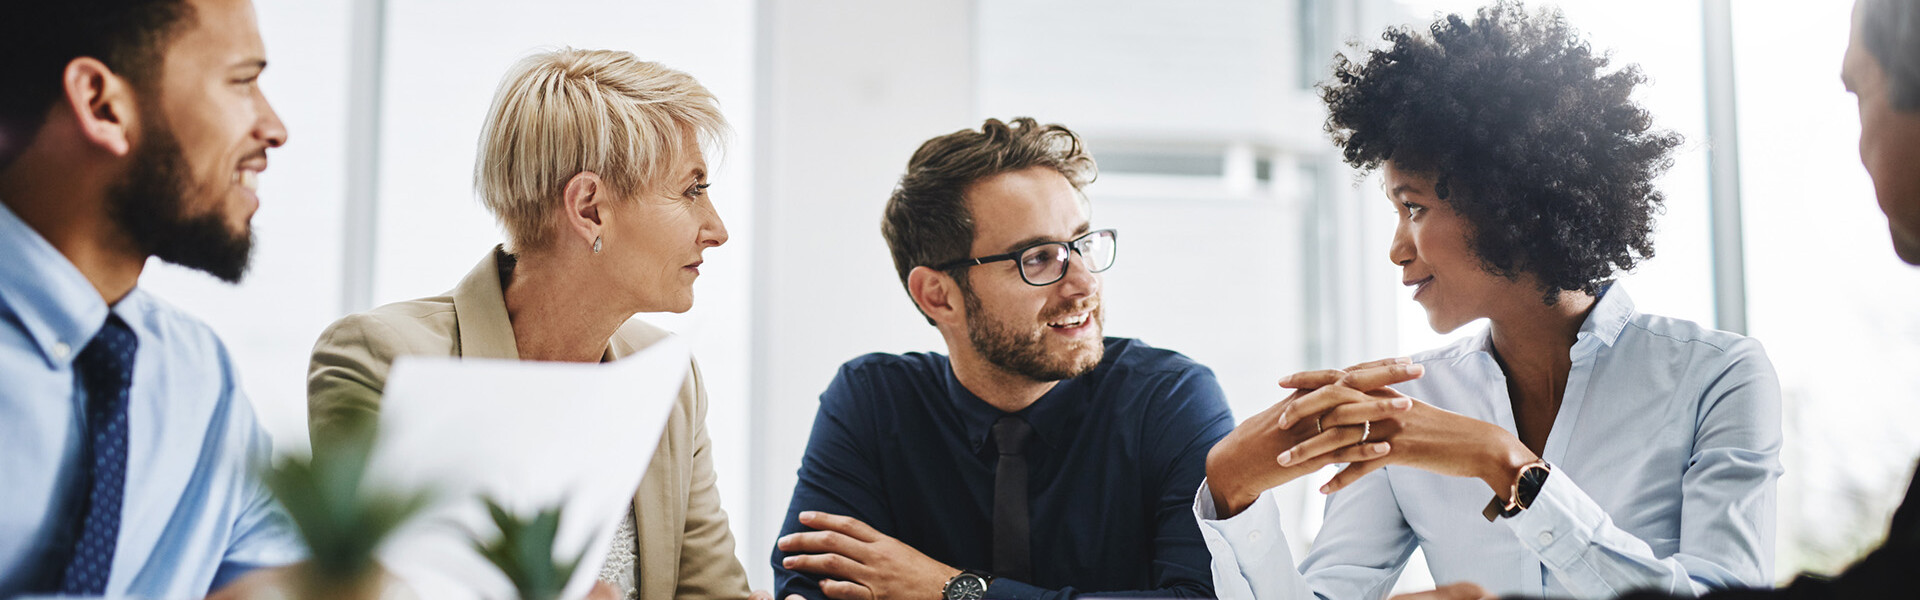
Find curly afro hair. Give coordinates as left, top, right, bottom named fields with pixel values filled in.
left=1320, top=0, right=1684, bottom=302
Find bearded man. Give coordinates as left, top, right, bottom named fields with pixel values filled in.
left=0, top=0, right=304, bottom=597
left=769, top=117, right=1232, bottom=600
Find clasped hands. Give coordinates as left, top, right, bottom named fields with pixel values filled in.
left=1206, top=357, right=1541, bottom=520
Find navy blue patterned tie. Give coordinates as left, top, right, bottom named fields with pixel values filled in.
left=58, top=314, right=137, bottom=595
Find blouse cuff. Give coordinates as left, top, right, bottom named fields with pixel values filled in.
left=1501, top=471, right=1607, bottom=569
left=1193, top=480, right=1294, bottom=578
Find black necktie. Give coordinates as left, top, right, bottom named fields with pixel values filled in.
left=991, top=416, right=1033, bottom=582
left=45, top=315, right=137, bottom=595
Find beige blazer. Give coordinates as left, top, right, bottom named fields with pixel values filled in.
left=306, top=247, right=751, bottom=600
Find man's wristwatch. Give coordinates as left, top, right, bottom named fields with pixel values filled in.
left=942, top=570, right=993, bottom=600
left=1482, top=460, right=1551, bottom=521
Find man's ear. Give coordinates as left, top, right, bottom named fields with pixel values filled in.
left=561, top=171, right=607, bottom=251
left=908, top=266, right=965, bottom=326
left=63, top=57, right=138, bottom=157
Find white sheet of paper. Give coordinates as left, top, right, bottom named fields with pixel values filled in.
left=363, top=335, right=688, bottom=600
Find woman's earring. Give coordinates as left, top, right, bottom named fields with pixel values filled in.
left=593, top=236, right=603, bottom=254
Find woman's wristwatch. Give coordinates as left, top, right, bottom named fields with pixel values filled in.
left=1482, top=460, right=1552, bottom=521
left=942, top=570, right=993, bottom=600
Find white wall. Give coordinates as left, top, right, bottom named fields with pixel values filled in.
left=977, top=0, right=1303, bottom=142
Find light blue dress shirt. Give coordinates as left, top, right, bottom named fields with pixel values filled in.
left=1196, top=286, right=1782, bottom=599
left=0, top=201, right=303, bottom=597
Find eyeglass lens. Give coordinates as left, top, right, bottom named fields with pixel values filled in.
left=1017, top=230, right=1116, bottom=285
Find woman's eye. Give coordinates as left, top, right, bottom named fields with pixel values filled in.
left=1401, top=201, right=1424, bottom=215
left=686, top=183, right=711, bottom=198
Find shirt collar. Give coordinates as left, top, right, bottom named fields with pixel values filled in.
left=1578, top=283, right=1634, bottom=349
left=944, top=361, right=1084, bottom=454
left=0, top=200, right=112, bottom=368
left=1458, top=283, right=1636, bottom=358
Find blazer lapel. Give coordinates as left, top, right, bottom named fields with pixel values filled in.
left=451, top=246, right=521, bottom=360
left=609, top=322, right=686, bottom=600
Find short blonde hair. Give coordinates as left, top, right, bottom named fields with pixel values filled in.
left=475, top=48, right=727, bottom=250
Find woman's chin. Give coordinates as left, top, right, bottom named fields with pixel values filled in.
left=659, top=295, right=696, bottom=314
left=629, top=289, right=696, bottom=314
left=1425, top=311, right=1472, bottom=335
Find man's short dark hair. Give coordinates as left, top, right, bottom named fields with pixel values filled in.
left=881, top=117, right=1097, bottom=323
left=1862, top=0, right=1920, bottom=112
left=0, top=0, right=197, bottom=167
left=1320, top=0, right=1683, bottom=303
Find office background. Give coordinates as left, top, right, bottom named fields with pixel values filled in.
left=139, top=0, right=1919, bottom=593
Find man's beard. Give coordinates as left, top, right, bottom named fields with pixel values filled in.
left=962, top=285, right=1105, bottom=382
left=106, top=117, right=253, bottom=283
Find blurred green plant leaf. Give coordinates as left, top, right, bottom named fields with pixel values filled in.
left=472, top=496, right=590, bottom=600
left=263, top=420, right=432, bottom=587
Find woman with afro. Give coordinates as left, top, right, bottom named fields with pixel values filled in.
left=1198, top=2, right=1782, bottom=598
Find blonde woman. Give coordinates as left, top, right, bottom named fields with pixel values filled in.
left=307, top=49, right=761, bottom=600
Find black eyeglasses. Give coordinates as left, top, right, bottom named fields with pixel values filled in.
left=933, top=229, right=1118, bottom=286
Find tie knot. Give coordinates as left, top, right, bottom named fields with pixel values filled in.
left=991, top=416, right=1032, bottom=456
left=78, top=315, right=138, bottom=391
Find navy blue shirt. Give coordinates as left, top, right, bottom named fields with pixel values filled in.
left=773, top=337, right=1233, bottom=600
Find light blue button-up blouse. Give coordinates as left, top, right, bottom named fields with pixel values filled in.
left=1197, top=286, right=1783, bottom=599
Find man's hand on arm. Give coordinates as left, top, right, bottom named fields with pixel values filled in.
left=1204, top=359, right=1422, bottom=518
left=779, top=511, right=959, bottom=600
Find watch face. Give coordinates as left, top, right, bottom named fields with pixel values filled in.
left=945, top=574, right=987, bottom=600
left=1517, top=464, right=1550, bottom=500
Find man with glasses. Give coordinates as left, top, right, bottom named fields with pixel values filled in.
left=770, top=118, right=1233, bottom=600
